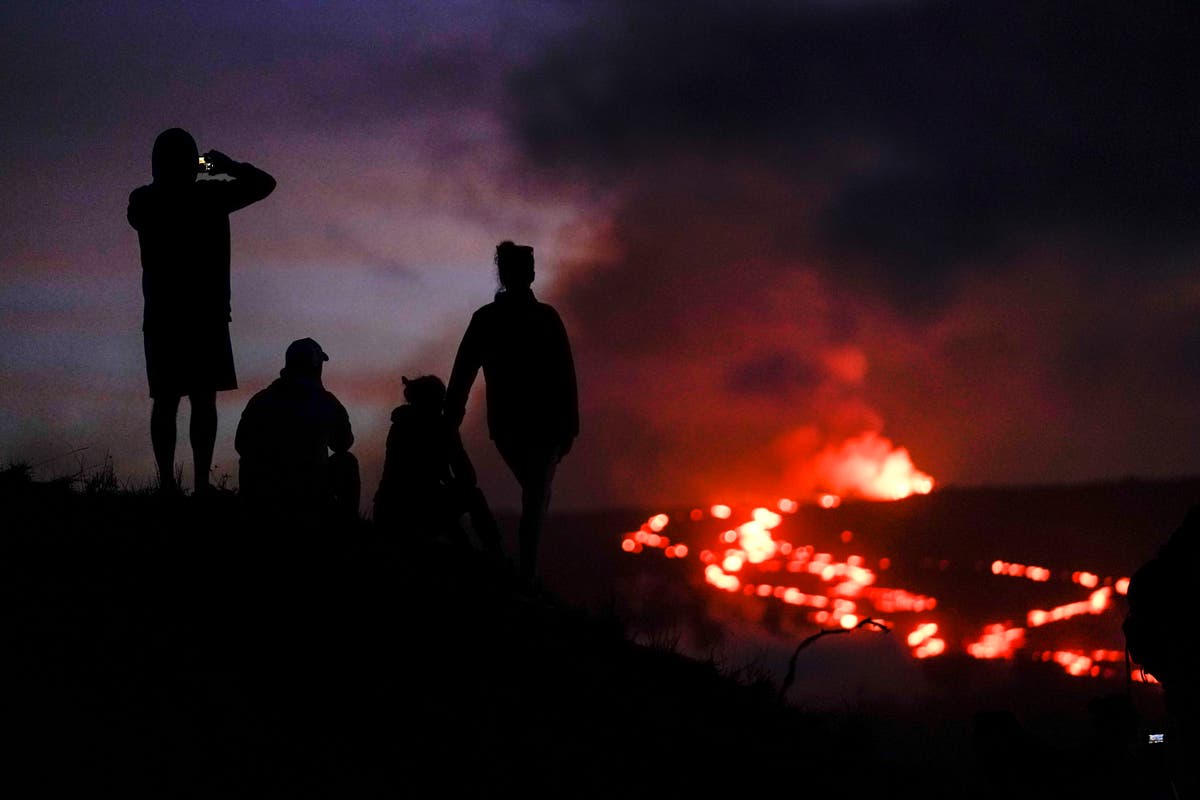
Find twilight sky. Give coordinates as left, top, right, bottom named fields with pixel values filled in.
left=3, top=1, right=1199, bottom=510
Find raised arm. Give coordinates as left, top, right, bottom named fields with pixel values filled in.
left=204, top=150, right=277, bottom=213
left=445, top=312, right=485, bottom=428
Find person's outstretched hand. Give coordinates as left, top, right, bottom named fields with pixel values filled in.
left=202, top=149, right=237, bottom=175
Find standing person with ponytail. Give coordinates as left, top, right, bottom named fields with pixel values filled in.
left=446, top=242, right=578, bottom=585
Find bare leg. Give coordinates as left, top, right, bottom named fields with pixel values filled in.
left=497, top=440, right=558, bottom=584
left=151, top=395, right=181, bottom=491
left=189, top=392, right=217, bottom=492
left=516, top=460, right=556, bottom=583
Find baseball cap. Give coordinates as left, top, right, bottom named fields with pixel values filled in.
left=284, top=337, right=329, bottom=369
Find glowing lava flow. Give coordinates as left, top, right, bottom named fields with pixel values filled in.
left=966, top=624, right=1026, bottom=659
left=907, top=622, right=946, bottom=659
left=619, top=502, right=1137, bottom=680
left=621, top=514, right=689, bottom=559
left=623, top=505, right=929, bottom=632
left=990, top=560, right=1052, bottom=582
left=1036, top=649, right=1127, bottom=679
left=1027, top=587, right=1112, bottom=627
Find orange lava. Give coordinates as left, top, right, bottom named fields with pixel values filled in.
left=618, top=503, right=1142, bottom=680
left=966, top=624, right=1026, bottom=660
left=811, top=432, right=935, bottom=501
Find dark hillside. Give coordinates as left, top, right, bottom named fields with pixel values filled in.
left=0, top=471, right=847, bottom=797
left=1, top=469, right=1177, bottom=797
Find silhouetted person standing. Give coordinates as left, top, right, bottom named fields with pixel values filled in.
left=128, top=128, right=275, bottom=494
left=235, top=338, right=360, bottom=522
left=374, top=375, right=501, bottom=553
left=446, top=242, right=578, bottom=583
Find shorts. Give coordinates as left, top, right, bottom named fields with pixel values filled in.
left=144, top=321, right=237, bottom=399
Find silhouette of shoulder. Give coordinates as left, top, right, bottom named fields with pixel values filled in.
left=236, top=377, right=353, bottom=456
left=385, top=404, right=452, bottom=458
left=126, top=185, right=154, bottom=229
left=447, top=290, right=577, bottom=443
left=470, top=294, right=564, bottom=325
left=458, top=295, right=570, bottom=366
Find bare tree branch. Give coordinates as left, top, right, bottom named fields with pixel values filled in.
left=778, top=618, right=891, bottom=701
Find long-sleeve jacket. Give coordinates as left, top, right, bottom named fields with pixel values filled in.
left=128, top=162, right=275, bottom=330
left=235, top=374, right=353, bottom=504
left=445, top=288, right=578, bottom=447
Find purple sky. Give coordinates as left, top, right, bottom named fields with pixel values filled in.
left=3, top=1, right=1200, bottom=510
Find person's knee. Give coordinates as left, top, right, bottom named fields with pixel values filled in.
left=522, top=471, right=554, bottom=502
left=189, top=392, right=217, bottom=413
left=152, top=396, right=181, bottom=417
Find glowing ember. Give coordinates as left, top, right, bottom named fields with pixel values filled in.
left=966, top=624, right=1026, bottom=659
left=990, top=560, right=1052, bottom=582
left=704, top=564, right=741, bottom=592
left=751, top=507, right=783, bottom=528
left=907, top=622, right=947, bottom=659
left=907, top=622, right=939, bottom=648
left=915, top=638, right=946, bottom=658
left=1035, top=648, right=1125, bottom=678
left=1027, top=587, right=1112, bottom=627
left=1037, top=649, right=1125, bottom=678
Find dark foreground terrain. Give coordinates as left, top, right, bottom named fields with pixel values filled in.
left=0, top=468, right=1180, bottom=798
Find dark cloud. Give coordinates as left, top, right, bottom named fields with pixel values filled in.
left=499, top=1, right=1200, bottom=505
left=509, top=1, right=1200, bottom=286
left=4, top=0, right=1198, bottom=508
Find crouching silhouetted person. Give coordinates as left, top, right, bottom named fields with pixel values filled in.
left=235, top=338, right=360, bottom=524
left=446, top=242, right=578, bottom=583
left=374, top=375, right=501, bottom=553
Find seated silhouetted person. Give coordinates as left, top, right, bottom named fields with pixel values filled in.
left=374, top=376, right=501, bottom=553
left=128, top=128, right=275, bottom=494
left=446, top=242, right=578, bottom=583
left=235, top=338, right=359, bottom=522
